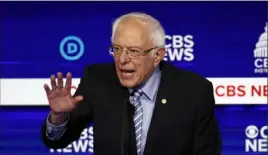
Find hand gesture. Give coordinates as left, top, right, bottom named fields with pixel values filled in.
left=44, top=72, right=83, bottom=115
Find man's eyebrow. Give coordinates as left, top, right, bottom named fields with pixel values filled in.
left=113, top=43, right=143, bottom=49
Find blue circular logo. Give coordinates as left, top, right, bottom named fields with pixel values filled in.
left=59, top=36, right=84, bottom=61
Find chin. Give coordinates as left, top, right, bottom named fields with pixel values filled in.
left=119, top=79, right=137, bottom=88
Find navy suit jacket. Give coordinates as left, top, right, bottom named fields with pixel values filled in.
left=41, top=61, right=222, bottom=155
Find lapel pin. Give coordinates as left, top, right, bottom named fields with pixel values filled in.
left=161, top=99, right=167, bottom=104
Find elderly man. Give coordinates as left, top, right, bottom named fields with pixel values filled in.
left=41, top=12, right=222, bottom=155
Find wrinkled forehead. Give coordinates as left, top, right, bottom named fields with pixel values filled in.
left=113, top=18, right=153, bottom=48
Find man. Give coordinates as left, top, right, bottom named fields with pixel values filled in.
left=41, top=12, right=222, bottom=155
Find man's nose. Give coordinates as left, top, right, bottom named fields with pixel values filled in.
left=119, top=50, right=130, bottom=64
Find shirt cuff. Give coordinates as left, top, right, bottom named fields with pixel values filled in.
left=46, top=112, right=69, bottom=140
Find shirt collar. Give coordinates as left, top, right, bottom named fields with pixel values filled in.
left=129, top=65, right=161, bottom=100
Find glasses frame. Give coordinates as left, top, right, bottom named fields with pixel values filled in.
left=109, top=44, right=158, bottom=59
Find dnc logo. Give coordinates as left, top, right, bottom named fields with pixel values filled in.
left=59, top=36, right=85, bottom=61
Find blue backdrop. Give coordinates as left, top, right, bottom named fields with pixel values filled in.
left=0, top=1, right=267, bottom=155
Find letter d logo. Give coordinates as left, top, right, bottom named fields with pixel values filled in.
left=59, top=36, right=84, bottom=61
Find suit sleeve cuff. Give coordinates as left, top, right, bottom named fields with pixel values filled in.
left=46, top=112, right=69, bottom=140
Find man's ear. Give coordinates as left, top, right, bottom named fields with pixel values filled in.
left=153, top=48, right=166, bottom=67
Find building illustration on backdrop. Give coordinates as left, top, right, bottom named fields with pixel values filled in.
left=254, top=22, right=268, bottom=74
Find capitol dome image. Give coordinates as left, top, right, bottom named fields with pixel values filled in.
left=254, top=22, right=268, bottom=58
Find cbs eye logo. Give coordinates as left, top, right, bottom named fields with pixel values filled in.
left=246, top=125, right=259, bottom=139
left=245, top=125, right=268, bottom=152
left=245, top=125, right=267, bottom=139
left=59, top=36, right=84, bottom=61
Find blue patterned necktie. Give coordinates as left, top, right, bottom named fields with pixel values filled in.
left=131, top=89, right=144, bottom=155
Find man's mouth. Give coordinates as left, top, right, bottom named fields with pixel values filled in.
left=120, top=69, right=135, bottom=77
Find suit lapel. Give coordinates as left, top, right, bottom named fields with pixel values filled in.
left=143, top=61, right=183, bottom=154
left=104, top=64, right=138, bottom=155
left=106, top=64, right=128, bottom=105
left=104, top=62, right=185, bottom=154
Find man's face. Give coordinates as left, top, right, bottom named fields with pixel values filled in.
left=113, top=18, right=162, bottom=88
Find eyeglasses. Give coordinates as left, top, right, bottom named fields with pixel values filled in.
left=109, top=45, right=158, bottom=59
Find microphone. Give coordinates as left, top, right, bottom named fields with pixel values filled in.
left=120, top=91, right=130, bottom=155
left=128, top=102, right=135, bottom=116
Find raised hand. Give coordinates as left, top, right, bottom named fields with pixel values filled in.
left=44, top=72, right=83, bottom=124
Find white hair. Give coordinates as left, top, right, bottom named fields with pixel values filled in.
left=111, top=12, right=166, bottom=50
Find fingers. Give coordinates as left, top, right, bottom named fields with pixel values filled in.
left=57, top=72, right=64, bottom=89
left=44, top=84, right=51, bottom=95
left=65, top=72, right=72, bottom=89
left=73, top=95, right=83, bottom=104
left=49, top=72, right=72, bottom=90
left=50, top=74, right=56, bottom=89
